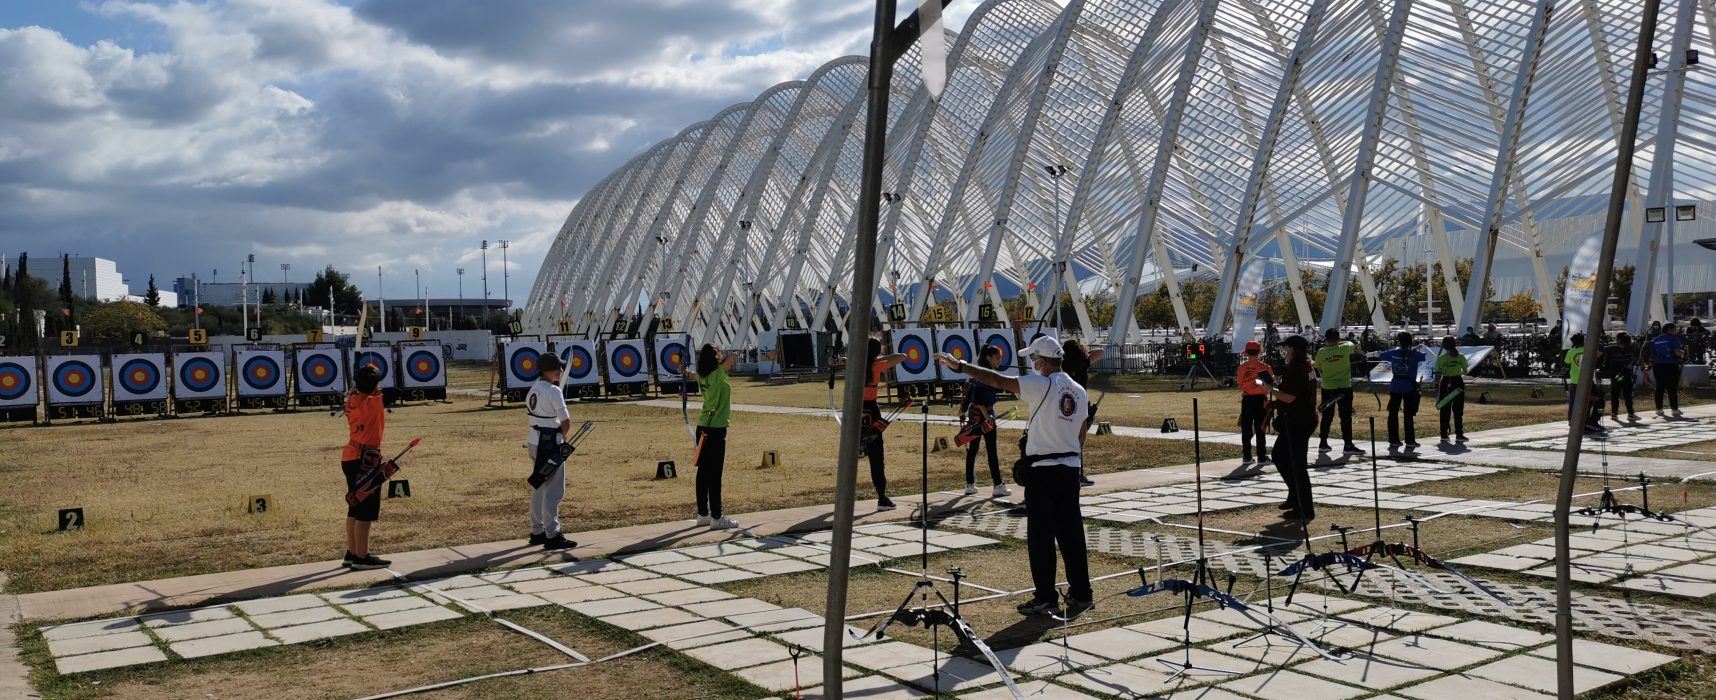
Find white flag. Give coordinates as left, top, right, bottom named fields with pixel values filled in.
left=1562, top=231, right=1604, bottom=346
left=920, top=0, right=947, bottom=100
left=1229, top=257, right=1265, bottom=352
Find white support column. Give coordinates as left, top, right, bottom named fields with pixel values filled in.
left=1321, top=0, right=1413, bottom=333
left=579, top=131, right=708, bottom=335
left=1111, top=0, right=1220, bottom=350
left=1628, top=0, right=1699, bottom=333
left=1459, top=0, right=1554, bottom=330
left=1207, top=0, right=1332, bottom=336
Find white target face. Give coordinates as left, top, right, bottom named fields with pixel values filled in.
left=46, top=355, right=104, bottom=405
left=399, top=344, right=447, bottom=389
left=502, top=341, right=549, bottom=390
left=235, top=350, right=288, bottom=398
left=889, top=328, right=937, bottom=384
left=172, top=351, right=228, bottom=400
left=112, top=353, right=168, bottom=402
left=552, top=339, right=599, bottom=387
left=295, top=347, right=346, bottom=395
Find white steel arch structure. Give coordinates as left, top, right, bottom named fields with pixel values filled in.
left=525, top=0, right=1716, bottom=350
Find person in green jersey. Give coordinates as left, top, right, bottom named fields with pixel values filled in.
left=1314, top=328, right=1363, bottom=455
left=1564, top=332, right=1604, bottom=433
left=1433, top=336, right=1469, bottom=443
left=690, top=343, right=738, bottom=529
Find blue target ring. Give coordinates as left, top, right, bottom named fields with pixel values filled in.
left=659, top=341, right=688, bottom=376
left=564, top=345, right=594, bottom=380
left=405, top=350, right=441, bottom=383
left=509, top=347, right=542, bottom=383
left=0, top=361, right=33, bottom=401
left=356, top=351, right=390, bottom=380
left=118, top=358, right=161, bottom=395
left=178, top=357, right=221, bottom=393
left=983, top=332, right=1015, bottom=368
left=300, top=354, right=339, bottom=389
left=898, top=335, right=931, bottom=374
left=611, top=344, right=644, bottom=379
left=52, top=359, right=97, bottom=398
left=940, top=334, right=974, bottom=364
left=242, top=355, right=282, bottom=391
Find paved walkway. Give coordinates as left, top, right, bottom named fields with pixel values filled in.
left=0, top=575, right=42, bottom=698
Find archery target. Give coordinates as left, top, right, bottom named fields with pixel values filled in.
left=934, top=329, right=977, bottom=382
left=502, top=341, right=548, bottom=390
left=235, top=350, right=287, bottom=397
left=400, top=344, right=447, bottom=389
left=46, top=356, right=103, bottom=405
left=889, top=328, right=936, bottom=384
left=353, top=346, right=397, bottom=391
left=296, top=347, right=346, bottom=395
left=654, top=336, right=690, bottom=382
left=173, top=351, right=227, bottom=400
left=981, top=329, right=1019, bottom=371
left=604, top=338, right=647, bottom=384
left=0, top=357, right=38, bottom=407
left=553, top=339, right=599, bottom=387
left=112, top=353, right=168, bottom=402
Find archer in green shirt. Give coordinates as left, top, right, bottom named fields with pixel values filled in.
left=1314, top=329, right=1363, bottom=455
left=1434, top=337, right=1470, bottom=442
left=689, top=344, right=739, bottom=529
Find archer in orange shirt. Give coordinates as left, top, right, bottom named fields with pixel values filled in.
left=341, top=366, right=390, bottom=571
left=1236, top=340, right=1273, bottom=467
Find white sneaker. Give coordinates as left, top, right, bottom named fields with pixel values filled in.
left=965, top=483, right=979, bottom=495
left=992, top=484, right=1012, bottom=498
left=694, top=515, right=712, bottom=527
left=710, top=517, right=738, bottom=530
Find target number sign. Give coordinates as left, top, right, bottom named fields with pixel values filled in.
left=130, top=332, right=146, bottom=347
left=188, top=328, right=208, bottom=345
left=59, top=508, right=84, bottom=531
left=407, top=326, right=425, bottom=340
left=305, top=328, right=324, bottom=343
left=556, top=319, right=573, bottom=334
left=59, top=331, right=78, bottom=347
left=246, top=327, right=262, bottom=342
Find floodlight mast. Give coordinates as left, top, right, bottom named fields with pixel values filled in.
left=823, top=2, right=951, bottom=696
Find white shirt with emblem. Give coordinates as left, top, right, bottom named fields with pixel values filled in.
left=1016, top=371, right=1088, bottom=468
left=524, top=379, right=570, bottom=448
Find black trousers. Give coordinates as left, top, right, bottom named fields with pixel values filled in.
left=695, top=426, right=727, bottom=518
left=863, top=400, right=887, bottom=498
left=1025, top=467, right=1093, bottom=603
left=1611, top=373, right=1635, bottom=416
left=1318, top=387, right=1354, bottom=445
left=1437, top=378, right=1465, bottom=438
left=1271, top=420, right=1314, bottom=512
left=965, top=424, right=1001, bottom=486
left=1654, top=364, right=1681, bottom=410
left=1387, top=392, right=1420, bottom=445
left=1238, top=394, right=1267, bottom=461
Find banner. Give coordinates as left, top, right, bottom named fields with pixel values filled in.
left=1367, top=345, right=1495, bottom=385
left=235, top=349, right=288, bottom=398
left=1562, top=231, right=1604, bottom=346
left=1230, top=257, right=1265, bottom=353
left=654, top=335, right=690, bottom=383
left=172, top=351, right=228, bottom=400
left=111, top=352, right=168, bottom=415
left=352, top=344, right=397, bottom=391
left=501, top=341, right=548, bottom=390
left=980, top=328, right=1019, bottom=372
left=295, top=346, right=346, bottom=397
left=554, top=339, right=600, bottom=387
left=604, top=338, right=648, bottom=384
left=890, top=327, right=936, bottom=384
left=46, top=355, right=103, bottom=405
left=934, top=329, right=976, bottom=382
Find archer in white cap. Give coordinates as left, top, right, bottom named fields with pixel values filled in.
left=936, top=335, right=1092, bottom=619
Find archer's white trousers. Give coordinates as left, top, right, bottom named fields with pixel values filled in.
left=531, top=463, right=565, bottom=537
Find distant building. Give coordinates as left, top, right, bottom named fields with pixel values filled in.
left=126, top=290, right=179, bottom=307
left=172, top=279, right=311, bottom=308
left=3, top=255, right=129, bottom=301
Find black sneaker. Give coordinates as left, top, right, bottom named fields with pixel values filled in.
left=1318, top=442, right=1332, bottom=452
left=1404, top=441, right=1420, bottom=449
left=349, top=554, right=390, bottom=571
left=877, top=498, right=897, bottom=511
left=543, top=535, right=578, bottom=551
left=529, top=533, right=547, bottom=546
left=1016, top=598, right=1060, bottom=616
left=341, top=551, right=357, bottom=568
left=1343, top=445, right=1365, bottom=455
left=1283, top=508, right=1316, bottom=522
left=1078, top=475, right=1095, bottom=487
left=1062, top=598, right=1095, bottom=620
left=1455, top=435, right=1468, bottom=442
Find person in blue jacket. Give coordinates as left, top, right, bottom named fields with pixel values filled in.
left=1650, top=322, right=1687, bottom=418
left=1371, top=332, right=1426, bottom=450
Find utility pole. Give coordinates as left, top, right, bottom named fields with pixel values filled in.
left=378, top=265, right=387, bottom=333
left=240, top=262, right=249, bottom=338
left=281, top=263, right=290, bottom=284
left=193, top=274, right=201, bottom=330
left=457, top=268, right=466, bottom=328
left=481, top=240, right=491, bottom=315
left=499, top=239, right=511, bottom=313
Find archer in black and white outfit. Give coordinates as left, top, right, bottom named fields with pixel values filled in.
left=524, top=354, right=577, bottom=551
left=937, top=336, right=1093, bottom=618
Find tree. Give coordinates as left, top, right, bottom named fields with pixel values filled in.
left=262, top=288, right=277, bottom=305
left=81, top=302, right=168, bottom=342
left=59, top=254, right=74, bottom=306
left=143, top=275, right=160, bottom=307
left=1497, top=291, right=1541, bottom=322
left=307, top=266, right=364, bottom=320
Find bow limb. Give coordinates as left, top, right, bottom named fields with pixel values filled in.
left=826, top=363, right=843, bottom=427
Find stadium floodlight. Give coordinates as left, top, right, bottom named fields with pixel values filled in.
left=1675, top=205, right=1697, bottom=221
left=1646, top=207, right=1667, bottom=223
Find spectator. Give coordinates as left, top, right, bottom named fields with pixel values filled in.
left=1650, top=323, right=1686, bottom=418
left=1565, top=332, right=1604, bottom=432
left=1603, top=332, right=1639, bottom=422
left=1460, top=326, right=1481, bottom=345
left=1484, top=323, right=1502, bottom=344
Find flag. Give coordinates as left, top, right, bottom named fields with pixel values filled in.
left=1229, top=258, right=1266, bottom=353
left=61, top=308, right=70, bottom=317
left=1562, top=231, right=1603, bottom=346
left=919, top=0, right=947, bottom=100
left=195, top=307, right=203, bottom=315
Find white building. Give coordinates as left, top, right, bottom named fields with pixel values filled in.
left=3, top=255, right=129, bottom=301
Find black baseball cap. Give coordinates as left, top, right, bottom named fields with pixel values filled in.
left=1281, top=335, right=1311, bottom=350
left=538, top=354, right=564, bottom=373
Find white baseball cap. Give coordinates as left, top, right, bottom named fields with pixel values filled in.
left=1018, top=335, right=1063, bottom=359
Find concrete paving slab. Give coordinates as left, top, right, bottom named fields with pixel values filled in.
left=683, top=637, right=793, bottom=670
left=600, top=607, right=704, bottom=631
left=1215, top=637, right=1324, bottom=666
left=531, top=583, right=622, bottom=606
left=770, top=625, right=879, bottom=653
left=1136, top=648, right=1260, bottom=683
left=46, top=630, right=154, bottom=658
left=1056, top=662, right=1174, bottom=696
left=577, top=568, right=658, bottom=585
left=266, top=618, right=372, bottom=644
left=169, top=631, right=278, bottom=659
left=149, top=617, right=257, bottom=643
left=53, top=646, right=168, bottom=675
left=1525, top=639, right=1678, bottom=676
left=504, top=576, right=591, bottom=595
left=960, top=678, right=1098, bottom=698
left=232, top=595, right=327, bottom=617
left=1061, top=627, right=1179, bottom=660
left=737, top=559, right=824, bottom=576
left=1163, top=687, right=1252, bottom=700
left=39, top=617, right=142, bottom=641
left=139, top=606, right=235, bottom=627
left=617, top=550, right=693, bottom=566
left=1341, top=608, right=1461, bottom=634
left=676, top=543, right=758, bottom=559
left=339, top=596, right=435, bottom=618
left=1218, top=669, right=1367, bottom=699
left=1618, top=573, right=1716, bottom=597
left=479, top=568, right=555, bottom=584
left=881, top=656, right=1008, bottom=694
left=643, top=559, right=730, bottom=576
left=319, top=587, right=412, bottom=605
left=642, top=620, right=751, bottom=650
left=1368, top=634, right=1504, bottom=668
left=726, top=607, right=819, bottom=629
left=1430, top=620, right=1553, bottom=650
left=548, top=559, right=626, bottom=576
left=1125, top=616, right=1246, bottom=644
left=1295, top=654, right=1439, bottom=690
left=467, top=593, right=549, bottom=611
left=1394, top=673, right=1549, bottom=700
left=361, top=605, right=462, bottom=630
left=565, top=596, right=660, bottom=618
left=801, top=674, right=929, bottom=699
left=683, top=568, right=763, bottom=584
left=843, top=641, right=940, bottom=671
left=1466, top=654, right=1623, bottom=695
left=641, top=586, right=734, bottom=606
left=607, top=576, right=697, bottom=595
left=993, top=642, right=1104, bottom=676
left=684, top=597, right=780, bottom=618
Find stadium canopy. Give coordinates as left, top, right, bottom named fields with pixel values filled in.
left=524, top=0, right=1716, bottom=347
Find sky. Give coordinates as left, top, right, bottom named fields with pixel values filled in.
left=0, top=0, right=979, bottom=303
